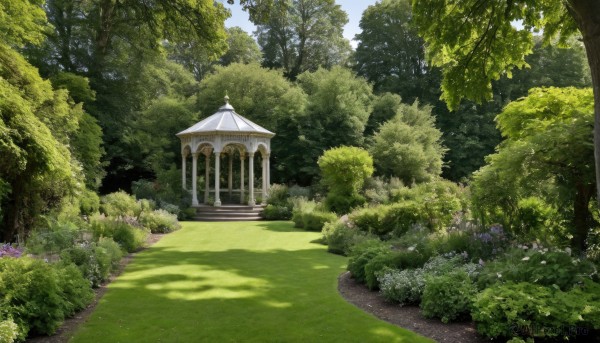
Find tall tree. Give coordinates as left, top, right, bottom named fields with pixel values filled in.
left=369, top=101, right=445, bottom=184
left=255, top=0, right=351, bottom=79
left=472, top=87, right=595, bottom=250
left=294, top=66, right=374, bottom=182
left=0, top=1, right=85, bottom=240
left=354, top=0, right=438, bottom=104
left=413, top=0, right=600, bottom=207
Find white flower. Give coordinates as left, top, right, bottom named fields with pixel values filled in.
left=407, top=246, right=416, bottom=252
left=497, top=273, right=502, bottom=278
left=541, top=260, right=546, bottom=265
left=565, top=247, right=572, bottom=255
left=522, top=256, right=530, bottom=261
left=532, top=243, right=538, bottom=249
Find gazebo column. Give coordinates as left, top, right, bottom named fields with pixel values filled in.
left=228, top=153, right=233, bottom=199
left=181, top=152, right=187, bottom=191
left=240, top=154, right=245, bottom=204
left=191, top=153, right=199, bottom=206
left=204, top=152, right=210, bottom=204
left=261, top=155, right=267, bottom=205
left=248, top=152, right=255, bottom=206
left=214, top=151, right=222, bottom=206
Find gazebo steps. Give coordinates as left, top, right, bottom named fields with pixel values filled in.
left=194, top=204, right=265, bottom=222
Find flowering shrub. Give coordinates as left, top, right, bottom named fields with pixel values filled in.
left=139, top=209, right=181, bottom=233
left=321, top=218, right=369, bottom=255
left=378, top=254, right=478, bottom=305
left=472, top=281, right=600, bottom=341
left=0, top=244, right=22, bottom=258
left=379, top=267, right=425, bottom=304
left=477, top=247, right=597, bottom=291
left=0, top=319, right=18, bottom=343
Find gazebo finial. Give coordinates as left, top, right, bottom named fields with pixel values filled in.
left=224, top=91, right=230, bottom=104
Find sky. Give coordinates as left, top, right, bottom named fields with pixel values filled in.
left=220, top=0, right=380, bottom=48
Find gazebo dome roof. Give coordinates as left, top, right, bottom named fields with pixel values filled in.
left=176, top=96, right=274, bottom=137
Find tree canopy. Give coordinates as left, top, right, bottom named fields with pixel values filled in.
left=255, top=0, right=351, bottom=79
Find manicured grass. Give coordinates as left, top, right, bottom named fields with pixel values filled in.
left=71, top=221, right=431, bottom=342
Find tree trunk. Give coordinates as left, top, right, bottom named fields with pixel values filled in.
left=573, top=182, right=594, bottom=251
left=568, top=0, right=600, bottom=211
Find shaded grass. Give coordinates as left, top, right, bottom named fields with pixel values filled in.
left=71, top=221, right=431, bottom=342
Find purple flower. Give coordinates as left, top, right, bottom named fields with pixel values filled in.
left=0, top=244, right=23, bottom=258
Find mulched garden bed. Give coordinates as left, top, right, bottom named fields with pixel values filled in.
left=337, top=271, right=488, bottom=343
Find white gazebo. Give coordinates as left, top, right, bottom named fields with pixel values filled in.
left=176, top=96, right=275, bottom=207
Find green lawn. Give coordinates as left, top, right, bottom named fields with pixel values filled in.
left=71, top=221, right=431, bottom=343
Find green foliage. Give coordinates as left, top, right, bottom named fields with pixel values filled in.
left=290, top=197, right=317, bottom=228
left=220, top=27, right=262, bottom=66
left=100, top=192, right=142, bottom=218
left=302, top=211, right=338, bottom=232
left=472, top=281, right=600, bottom=341
left=0, top=43, right=80, bottom=241
left=0, top=0, right=49, bottom=47
left=54, top=262, right=95, bottom=316
left=78, top=189, right=100, bottom=216
left=318, top=146, right=373, bottom=214
left=413, top=0, right=581, bottom=110
left=90, top=216, right=148, bottom=253
left=369, top=101, right=445, bottom=184
left=262, top=205, right=292, bottom=220
left=256, top=0, right=351, bottom=79
left=471, top=87, right=595, bottom=249
left=354, top=0, right=438, bottom=105
left=0, top=257, right=92, bottom=340
left=514, top=197, right=566, bottom=243
left=321, top=219, right=369, bottom=255
left=139, top=209, right=181, bottom=234
left=0, top=319, right=18, bottom=343
left=477, top=248, right=598, bottom=291
left=60, top=242, right=115, bottom=288
left=347, top=240, right=390, bottom=284
left=378, top=255, right=471, bottom=305
left=421, top=270, right=477, bottom=323
left=25, top=221, right=81, bottom=256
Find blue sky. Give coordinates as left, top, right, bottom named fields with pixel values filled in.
left=221, top=0, right=379, bottom=48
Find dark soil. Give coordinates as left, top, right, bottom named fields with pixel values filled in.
left=26, top=234, right=166, bottom=343
left=337, top=271, right=488, bottom=343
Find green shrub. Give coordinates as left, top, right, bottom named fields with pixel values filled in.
left=318, top=146, right=374, bottom=196
left=288, top=185, right=310, bottom=198
left=60, top=243, right=106, bottom=287
left=364, top=251, right=395, bottom=290
left=324, top=193, right=366, bottom=215
left=321, top=220, right=369, bottom=255
left=97, top=237, right=123, bottom=272
left=262, top=204, right=293, bottom=220
left=267, top=184, right=289, bottom=207
left=477, top=248, right=597, bottom=291
left=347, top=240, right=389, bottom=283
left=100, top=191, right=141, bottom=217
left=421, top=270, right=477, bottom=323
left=0, top=319, right=18, bottom=343
left=472, top=281, right=600, bottom=341
left=139, top=209, right=180, bottom=233
left=514, top=197, right=567, bottom=243
left=381, top=201, right=424, bottom=236
left=55, top=263, right=95, bottom=315
left=302, top=211, right=337, bottom=231
left=0, top=257, right=92, bottom=340
left=78, top=188, right=100, bottom=216
left=90, top=216, right=148, bottom=253
left=290, top=197, right=317, bottom=228
left=179, top=207, right=198, bottom=220
left=349, top=206, right=384, bottom=235
left=25, top=221, right=81, bottom=255
left=378, top=255, right=470, bottom=305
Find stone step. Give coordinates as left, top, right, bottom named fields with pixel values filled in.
left=194, top=205, right=265, bottom=222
